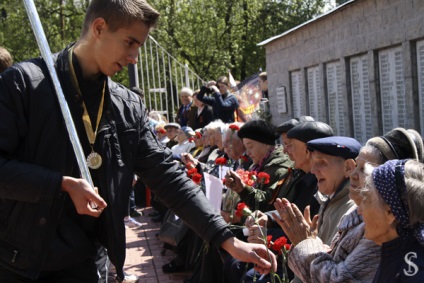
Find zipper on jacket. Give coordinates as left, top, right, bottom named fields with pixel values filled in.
left=0, top=240, right=19, bottom=263
left=11, top=250, right=18, bottom=263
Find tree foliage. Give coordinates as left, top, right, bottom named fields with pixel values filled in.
left=149, top=0, right=327, bottom=81
left=0, top=0, right=327, bottom=83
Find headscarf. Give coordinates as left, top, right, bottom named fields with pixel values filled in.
left=372, top=159, right=424, bottom=246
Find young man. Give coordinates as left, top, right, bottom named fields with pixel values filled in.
left=0, top=0, right=275, bottom=281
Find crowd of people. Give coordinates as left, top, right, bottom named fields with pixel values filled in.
left=141, top=84, right=424, bottom=283
left=1, top=0, right=424, bottom=282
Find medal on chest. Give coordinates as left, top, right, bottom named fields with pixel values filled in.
left=69, top=46, right=106, bottom=170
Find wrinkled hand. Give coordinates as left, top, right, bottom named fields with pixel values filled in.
left=62, top=176, right=107, bottom=217
left=245, top=210, right=268, bottom=228
left=222, top=237, right=277, bottom=275
left=271, top=198, right=316, bottom=246
left=225, top=170, right=245, bottom=193
left=247, top=225, right=267, bottom=244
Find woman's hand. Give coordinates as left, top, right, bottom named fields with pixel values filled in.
left=271, top=198, right=318, bottom=246
left=247, top=225, right=267, bottom=244
left=225, top=170, right=245, bottom=193
left=245, top=210, right=268, bottom=228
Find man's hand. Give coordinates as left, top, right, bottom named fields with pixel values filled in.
left=221, top=237, right=277, bottom=275
left=271, top=198, right=316, bottom=246
left=62, top=176, right=107, bottom=217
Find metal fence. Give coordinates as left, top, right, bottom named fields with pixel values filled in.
left=135, top=35, right=206, bottom=122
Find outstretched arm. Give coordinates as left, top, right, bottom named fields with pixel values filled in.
left=222, top=237, right=277, bottom=275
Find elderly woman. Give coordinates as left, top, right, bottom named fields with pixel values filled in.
left=225, top=119, right=292, bottom=212
left=361, top=159, right=424, bottom=282
left=273, top=128, right=424, bottom=282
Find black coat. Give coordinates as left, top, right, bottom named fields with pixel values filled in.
left=0, top=45, right=232, bottom=279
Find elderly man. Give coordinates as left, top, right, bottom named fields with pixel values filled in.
left=274, top=136, right=360, bottom=245
left=176, top=87, right=194, bottom=127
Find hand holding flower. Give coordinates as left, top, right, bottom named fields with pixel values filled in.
left=225, top=170, right=246, bottom=193
left=245, top=210, right=268, bottom=228
left=247, top=225, right=268, bottom=244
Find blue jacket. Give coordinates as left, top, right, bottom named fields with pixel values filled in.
left=197, top=86, right=239, bottom=123
left=373, top=234, right=424, bottom=282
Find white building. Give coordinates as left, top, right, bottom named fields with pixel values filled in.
left=259, top=0, right=424, bottom=143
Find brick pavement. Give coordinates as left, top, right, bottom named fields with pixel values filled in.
left=110, top=207, right=191, bottom=283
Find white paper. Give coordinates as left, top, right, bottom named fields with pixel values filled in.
left=220, top=165, right=231, bottom=180
left=203, top=172, right=223, bottom=213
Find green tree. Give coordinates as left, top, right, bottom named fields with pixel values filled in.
left=150, top=0, right=326, bottom=82
left=1, top=0, right=326, bottom=85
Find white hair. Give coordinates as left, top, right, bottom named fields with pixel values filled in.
left=180, top=87, right=193, bottom=96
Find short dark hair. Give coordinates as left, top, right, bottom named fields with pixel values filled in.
left=216, top=76, right=229, bottom=86
left=81, top=0, right=160, bottom=35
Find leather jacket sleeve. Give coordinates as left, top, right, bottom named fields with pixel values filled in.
left=134, top=106, right=233, bottom=247
left=0, top=65, right=63, bottom=203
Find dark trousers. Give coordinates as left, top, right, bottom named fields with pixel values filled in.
left=0, top=257, right=98, bottom=283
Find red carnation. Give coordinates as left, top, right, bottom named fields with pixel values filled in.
left=187, top=168, right=198, bottom=177
left=257, top=172, right=270, bottom=185
left=158, top=128, right=166, bottom=134
left=195, top=132, right=202, bottom=139
left=235, top=202, right=253, bottom=217
left=188, top=137, right=195, bottom=143
left=191, top=173, right=202, bottom=185
left=272, top=236, right=288, bottom=255
left=215, top=157, right=228, bottom=166
left=229, top=124, right=240, bottom=132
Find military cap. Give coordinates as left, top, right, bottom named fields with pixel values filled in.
left=276, top=116, right=315, bottom=134
left=307, top=136, right=361, bottom=160
left=287, top=121, right=333, bottom=143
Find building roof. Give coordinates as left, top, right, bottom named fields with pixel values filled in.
left=257, top=0, right=357, bottom=46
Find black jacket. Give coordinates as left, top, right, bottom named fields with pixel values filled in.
left=0, top=46, right=232, bottom=279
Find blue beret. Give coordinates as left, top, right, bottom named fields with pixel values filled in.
left=287, top=121, right=333, bottom=143
left=307, top=136, right=361, bottom=160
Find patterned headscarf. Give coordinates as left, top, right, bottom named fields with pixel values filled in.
left=372, top=159, right=424, bottom=246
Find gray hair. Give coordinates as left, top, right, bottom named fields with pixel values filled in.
left=180, top=87, right=193, bottom=96
left=362, top=159, right=424, bottom=226
left=205, top=120, right=225, bottom=133
left=404, top=160, right=424, bottom=225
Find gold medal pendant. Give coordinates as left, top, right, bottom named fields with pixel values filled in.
left=87, top=151, right=102, bottom=169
